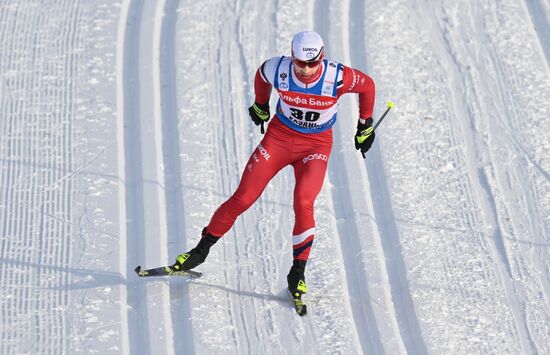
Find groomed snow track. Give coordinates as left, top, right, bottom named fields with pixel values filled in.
left=0, top=0, right=548, bottom=354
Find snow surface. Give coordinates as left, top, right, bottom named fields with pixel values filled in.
left=0, top=0, right=549, bottom=354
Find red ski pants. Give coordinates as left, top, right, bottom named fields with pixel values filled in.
left=207, top=117, right=332, bottom=261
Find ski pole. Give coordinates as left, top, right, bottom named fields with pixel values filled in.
left=362, top=101, right=395, bottom=159
left=373, top=101, right=395, bottom=131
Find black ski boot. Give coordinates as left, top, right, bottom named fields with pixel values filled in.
left=287, top=260, right=308, bottom=297
left=174, top=228, right=219, bottom=271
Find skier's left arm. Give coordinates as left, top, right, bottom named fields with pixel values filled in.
left=337, top=66, right=376, bottom=154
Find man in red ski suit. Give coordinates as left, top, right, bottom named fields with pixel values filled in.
left=174, top=31, right=375, bottom=299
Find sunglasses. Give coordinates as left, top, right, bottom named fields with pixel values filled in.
left=292, top=58, right=322, bottom=68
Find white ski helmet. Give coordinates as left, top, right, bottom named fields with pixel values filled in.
left=291, top=31, right=324, bottom=62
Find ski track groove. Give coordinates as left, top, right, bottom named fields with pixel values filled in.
left=150, top=2, right=182, bottom=353
left=346, top=0, right=413, bottom=350
left=121, top=0, right=187, bottom=353
left=156, top=0, right=197, bottom=353
left=115, top=0, right=151, bottom=354
left=114, top=0, right=131, bottom=353
left=362, top=60, right=430, bottom=355
left=523, top=0, right=550, bottom=66
left=347, top=0, right=404, bottom=352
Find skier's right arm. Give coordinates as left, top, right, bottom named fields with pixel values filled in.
left=249, top=58, right=278, bottom=133
left=254, top=60, right=273, bottom=104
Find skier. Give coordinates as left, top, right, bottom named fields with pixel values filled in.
left=174, top=30, right=375, bottom=303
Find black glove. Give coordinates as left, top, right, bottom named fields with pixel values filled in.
left=248, top=102, right=270, bottom=134
left=354, top=118, right=375, bottom=154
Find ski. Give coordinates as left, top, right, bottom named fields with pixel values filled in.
left=134, top=265, right=202, bottom=278
left=289, top=291, right=307, bottom=316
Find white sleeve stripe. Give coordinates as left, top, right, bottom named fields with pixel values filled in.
left=292, top=228, right=315, bottom=245
left=337, top=70, right=344, bottom=87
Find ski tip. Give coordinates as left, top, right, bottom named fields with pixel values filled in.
left=134, top=265, right=142, bottom=274
left=386, top=101, right=395, bottom=109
